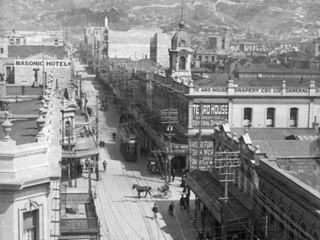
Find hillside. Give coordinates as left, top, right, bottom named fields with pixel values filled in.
left=1, top=0, right=320, bottom=40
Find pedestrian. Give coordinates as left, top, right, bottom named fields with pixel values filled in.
left=152, top=203, right=158, bottom=220
left=99, top=140, right=102, bottom=148
left=185, top=194, right=190, bottom=212
left=140, top=146, right=144, bottom=157
left=103, top=160, right=107, bottom=172
left=171, top=168, right=176, bottom=182
left=180, top=195, right=185, bottom=210
left=112, top=132, right=116, bottom=141
left=197, top=231, right=204, bottom=240
left=102, top=140, right=105, bottom=147
left=168, top=202, right=174, bottom=217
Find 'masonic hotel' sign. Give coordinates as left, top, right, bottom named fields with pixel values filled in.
left=14, top=60, right=71, bottom=68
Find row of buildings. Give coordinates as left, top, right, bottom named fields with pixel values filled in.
left=97, top=20, right=320, bottom=240
left=0, top=32, right=101, bottom=239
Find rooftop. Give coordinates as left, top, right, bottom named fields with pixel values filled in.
left=8, top=45, right=65, bottom=59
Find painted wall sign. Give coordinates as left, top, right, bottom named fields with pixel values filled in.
left=14, top=59, right=71, bottom=68
left=192, top=103, right=228, bottom=128
left=194, top=88, right=227, bottom=93
left=190, top=140, right=214, bottom=171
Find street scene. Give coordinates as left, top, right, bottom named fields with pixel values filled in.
left=77, top=72, right=199, bottom=240
left=1, top=1, right=320, bottom=240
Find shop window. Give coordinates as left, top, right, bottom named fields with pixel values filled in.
left=243, top=108, right=252, bottom=127
left=179, top=56, right=186, bottom=70
left=290, top=108, right=298, bottom=127
left=23, top=210, right=39, bottom=240
left=266, top=108, right=275, bottom=127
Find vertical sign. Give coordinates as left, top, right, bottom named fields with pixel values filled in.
left=190, top=140, right=214, bottom=171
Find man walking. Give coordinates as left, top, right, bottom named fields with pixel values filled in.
left=171, top=168, right=176, bottom=182
left=168, top=202, right=174, bottom=217
left=103, top=160, right=107, bottom=172
left=180, top=195, right=185, bottom=210
left=152, top=203, right=158, bottom=220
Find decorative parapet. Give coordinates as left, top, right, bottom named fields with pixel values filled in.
left=214, top=123, right=265, bottom=166
left=189, top=80, right=320, bottom=97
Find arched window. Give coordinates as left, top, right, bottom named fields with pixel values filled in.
left=299, top=223, right=306, bottom=240
left=179, top=56, right=186, bottom=70
left=243, top=108, right=252, bottom=127
left=288, top=214, right=295, bottom=240
left=279, top=207, right=285, bottom=232
left=290, top=108, right=298, bottom=127
left=266, top=108, right=275, bottom=127
left=65, top=121, right=71, bottom=137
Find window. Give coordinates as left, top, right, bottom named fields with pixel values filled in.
left=266, top=108, right=275, bottom=127
left=290, top=108, right=298, bottom=127
left=65, top=121, right=71, bottom=137
left=23, top=210, right=39, bottom=240
left=235, top=63, right=239, bottom=69
left=211, top=56, right=214, bottom=61
left=0, top=48, right=3, bottom=54
left=198, top=56, right=202, bottom=61
left=179, top=56, right=186, bottom=70
left=243, top=108, right=252, bottom=127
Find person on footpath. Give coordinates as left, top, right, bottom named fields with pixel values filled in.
left=168, top=202, right=174, bottom=217
left=152, top=203, right=158, bottom=220
left=171, top=168, right=176, bottom=182
left=180, top=195, right=185, bottom=210
left=197, top=231, right=204, bottom=240
left=103, top=160, right=107, bottom=172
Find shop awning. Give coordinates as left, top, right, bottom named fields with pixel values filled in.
left=187, top=170, right=251, bottom=224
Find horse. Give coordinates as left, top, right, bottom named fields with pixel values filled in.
left=132, top=184, right=152, bottom=199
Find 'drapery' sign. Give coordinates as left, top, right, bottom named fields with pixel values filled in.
left=14, top=59, right=71, bottom=68
left=192, top=103, right=228, bottom=128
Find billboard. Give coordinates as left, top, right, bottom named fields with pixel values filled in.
left=192, top=103, right=228, bottom=128
left=190, top=140, right=214, bottom=171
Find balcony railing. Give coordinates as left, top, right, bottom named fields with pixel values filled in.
left=60, top=218, right=99, bottom=234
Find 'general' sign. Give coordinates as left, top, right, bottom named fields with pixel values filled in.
left=14, top=60, right=71, bottom=68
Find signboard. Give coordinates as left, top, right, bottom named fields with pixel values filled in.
left=190, top=140, right=214, bottom=171
left=161, top=108, right=178, bottom=124
left=214, top=151, right=240, bottom=170
left=14, top=59, right=71, bottom=68
left=192, top=103, right=228, bottom=128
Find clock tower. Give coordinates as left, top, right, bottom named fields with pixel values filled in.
left=168, top=21, right=193, bottom=86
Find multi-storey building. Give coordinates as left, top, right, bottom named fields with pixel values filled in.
left=103, top=19, right=320, bottom=240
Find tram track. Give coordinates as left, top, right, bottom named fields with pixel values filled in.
left=93, top=78, right=168, bottom=240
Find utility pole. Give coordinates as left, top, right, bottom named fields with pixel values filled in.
left=95, top=94, right=99, bottom=182
left=161, top=108, right=178, bottom=183
left=42, top=45, right=45, bottom=93
left=197, top=101, right=203, bottom=169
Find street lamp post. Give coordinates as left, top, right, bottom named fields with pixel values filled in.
left=42, top=45, right=45, bottom=92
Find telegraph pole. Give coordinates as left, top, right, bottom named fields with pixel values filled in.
left=161, top=108, right=178, bottom=183
left=197, top=102, right=203, bottom=169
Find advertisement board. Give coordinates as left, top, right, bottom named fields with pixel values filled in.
left=192, top=103, right=228, bottom=128
left=190, top=140, right=214, bottom=171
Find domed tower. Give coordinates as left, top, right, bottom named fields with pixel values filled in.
left=168, top=21, right=193, bottom=85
